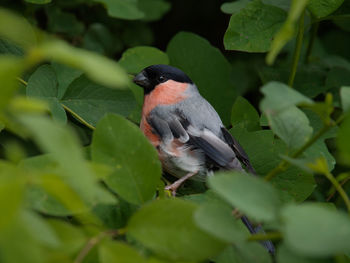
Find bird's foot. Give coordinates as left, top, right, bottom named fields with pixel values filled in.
left=165, top=172, right=196, bottom=196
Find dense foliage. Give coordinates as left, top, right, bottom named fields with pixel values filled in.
left=0, top=0, right=350, bottom=262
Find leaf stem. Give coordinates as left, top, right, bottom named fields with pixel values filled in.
left=323, top=171, right=350, bottom=215
left=61, top=104, right=96, bottom=130
left=16, top=77, right=28, bottom=86
left=74, top=229, right=120, bottom=263
left=247, top=232, right=282, bottom=242
left=288, top=11, right=305, bottom=87
left=304, top=21, right=319, bottom=64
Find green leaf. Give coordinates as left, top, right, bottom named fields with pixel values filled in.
left=194, top=202, right=248, bottom=243
left=25, top=0, right=51, bottom=4
left=231, top=96, right=260, bottom=131
left=215, top=243, right=272, bottom=263
left=26, top=64, right=67, bottom=123
left=20, top=210, right=60, bottom=248
left=51, top=62, right=82, bottom=99
left=266, top=0, right=309, bottom=65
left=0, top=162, right=24, bottom=230
left=61, top=75, right=137, bottom=127
left=91, top=114, right=162, bottom=205
left=99, top=241, right=147, bottom=263
left=337, top=114, right=350, bottom=165
left=167, top=32, right=236, bottom=125
left=83, top=23, right=123, bottom=56
left=308, top=0, right=344, bottom=18
left=127, top=199, right=226, bottom=261
left=38, top=40, right=129, bottom=89
left=220, top=0, right=250, bottom=14
left=267, top=106, right=313, bottom=150
left=47, top=219, right=86, bottom=254
left=341, top=86, right=350, bottom=112
left=281, top=203, right=350, bottom=256
left=277, top=243, right=329, bottom=263
left=260, top=81, right=313, bottom=111
left=138, top=0, right=171, bottom=21
left=19, top=115, right=116, bottom=209
left=0, top=8, right=39, bottom=49
left=224, top=0, right=287, bottom=52
left=93, top=0, right=144, bottom=20
left=0, top=39, right=24, bottom=56
left=303, top=109, right=337, bottom=171
left=119, top=46, right=169, bottom=74
left=262, top=0, right=290, bottom=10
left=46, top=7, right=84, bottom=37
left=0, top=55, right=24, bottom=110
left=208, top=172, right=281, bottom=222
left=230, top=128, right=316, bottom=202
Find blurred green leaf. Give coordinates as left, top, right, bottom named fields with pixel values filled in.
left=0, top=39, right=24, bottom=56
left=220, top=0, right=250, bottom=14
left=47, top=219, right=86, bottom=254
left=230, top=128, right=316, bottom=202
left=215, top=243, right=272, bottom=263
left=21, top=210, right=60, bottom=248
left=61, top=75, right=137, bottom=127
left=38, top=40, right=130, bottom=89
left=224, top=0, right=287, bottom=52
left=0, top=55, right=24, bottom=110
left=25, top=0, right=51, bottom=3
left=308, top=0, right=344, bottom=18
left=277, top=243, right=330, bottom=263
left=119, top=46, right=169, bottom=74
left=231, top=96, right=261, bottom=131
left=337, top=114, right=350, bottom=164
left=0, top=162, right=24, bottom=230
left=127, top=198, right=226, bottom=261
left=0, top=8, right=39, bottom=49
left=93, top=0, right=144, bottom=20
left=99, top=241, right=147, bottom=263
left=83, top=23, right=123, bottom=56
left=208, top=172, right=281, bottom=222
left=19, top=114, right=116, bottom=209
left=46, top=7, right=84, bottom=37
left=341, top=86, right=350, bottom=112
left=267, top=0, right=308, bottom=65
left=138, top=0, right=171, bottom=21
left=282, top=203, right=350, bottom=256
left=167, top=32, right=236, bottom=125
left=262, top=0, right=290, bottom=10
left=91, top=114, right=162, bottom=205
left=27, top=64, right=67, bottom=123
left=194, top=202, right=248, bottom=243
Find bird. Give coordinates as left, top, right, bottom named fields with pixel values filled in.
left=133, top=64, right=275, bottom=255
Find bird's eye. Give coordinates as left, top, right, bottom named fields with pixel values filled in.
left=158, top=75, right=166, bottom=82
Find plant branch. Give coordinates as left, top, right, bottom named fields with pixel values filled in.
left=247, top=232, right=282, bottom=242
left=323, top=171, right=350, bottom=215
left=304, top=21, right=319, bottom=64
left=288, top=11, right=305, bottom=87
left=74, top=230, right=119, bottom=263
left=61, top=104, right=95, bottom=130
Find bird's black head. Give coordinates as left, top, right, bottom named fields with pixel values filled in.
left=133, top=64, right=193, bottom=94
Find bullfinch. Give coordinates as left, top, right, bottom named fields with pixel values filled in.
left=133, top=64, right=275, bottom=254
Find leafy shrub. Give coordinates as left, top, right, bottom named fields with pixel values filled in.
left=0, top=0, right=350, bottom=262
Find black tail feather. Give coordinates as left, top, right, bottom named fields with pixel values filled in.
left=241, top=216, right=275, bottom=255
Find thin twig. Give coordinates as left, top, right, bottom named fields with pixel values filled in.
left=288, top=11, right=305, bottom=87
left=323, top=172, right=350, bottom=215
left=248, top=232, right=282, bottom=242
left=74, top=230, right=119, bottom=263
left=304, top=21, right=319, bottom=64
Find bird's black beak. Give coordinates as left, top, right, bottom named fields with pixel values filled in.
left=133, top=71, right=150, bottom=88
